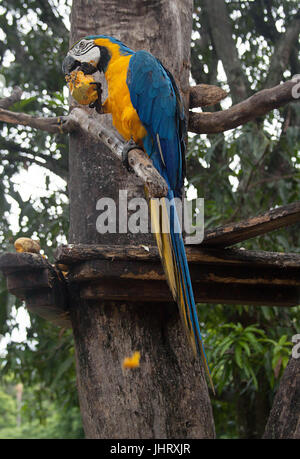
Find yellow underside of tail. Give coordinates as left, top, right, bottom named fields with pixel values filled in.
left=150, top=195, right=215, bottom=393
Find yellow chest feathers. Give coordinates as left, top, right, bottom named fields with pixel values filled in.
left=102, top=55, right=147, bottom=144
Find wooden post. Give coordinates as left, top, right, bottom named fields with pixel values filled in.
left=67, top=0, right=215, bottom=438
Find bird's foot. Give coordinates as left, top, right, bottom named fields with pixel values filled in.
left=89, top=82, right=103, bottom=114
left=122, top=139, right=142, bottom=173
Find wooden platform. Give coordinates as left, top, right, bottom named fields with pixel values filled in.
left=0, top=202, right=300, bottom=327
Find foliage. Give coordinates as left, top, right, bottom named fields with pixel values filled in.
left=0, top=0, right=299, bottom=439
left=0, top=383, right=83, bottom=439
left=192, top=0, right=300, bottom=438
left=0, top=0, right=80, bottom=438
left=0, top=386, right=17, bottom=429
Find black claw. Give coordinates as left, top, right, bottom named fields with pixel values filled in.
left=88, top=82, right=103, bottom=113
left=122, top=139, right=140, bottom=172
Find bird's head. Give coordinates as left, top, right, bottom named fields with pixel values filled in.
left=62, top=35, right=133, bottom=76
left=62, top=37, right=109, bottom=75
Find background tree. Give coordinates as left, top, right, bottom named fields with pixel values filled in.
left=0, top=0, right=299, bottom=438
left=192, top=0, right=300, bottom=439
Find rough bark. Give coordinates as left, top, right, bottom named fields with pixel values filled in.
left=189, top=84, right=227, bottom=108
left=71, top=300, right=214, bottom=439
left=263, top=356, right=300, bottom=439
left=68, top=0, right=215, bottom=439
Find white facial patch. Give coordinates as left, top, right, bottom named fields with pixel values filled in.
left=69, top=39, right=100, bottom=66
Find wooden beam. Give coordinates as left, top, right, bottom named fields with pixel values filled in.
left=0, top=251, right=50, bottom=272
left=54, top=201, right=300, bottom=264
left=67, top=254, right=300, bottom=307
left=81, top=279, right=300, bottom=307
left=202, top=201, right=300, bottom=247
left=55, top=243, right=300, bottom=268
left=0, top=252, right=70, bottom=327
left=68, top=258, right=300, bottom=286
left=2, top=225, right=300, bottom=328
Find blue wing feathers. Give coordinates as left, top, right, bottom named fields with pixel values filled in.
left=127, top=50, right=182, bottom=194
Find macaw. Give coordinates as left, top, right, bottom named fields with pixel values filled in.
left=62, top=35, right=213, bottom=390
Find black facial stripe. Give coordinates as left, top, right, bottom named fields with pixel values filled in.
left=98, top=46, right=111, bottom=73
left=72, top=41, right=95, bottom=56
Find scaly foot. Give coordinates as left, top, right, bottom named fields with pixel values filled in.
left=122, top=138, right=142, bottom=172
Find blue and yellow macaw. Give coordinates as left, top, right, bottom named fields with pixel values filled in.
left=63, top=35, right=213, bottom=390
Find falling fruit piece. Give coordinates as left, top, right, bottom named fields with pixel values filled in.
left=122, top=351, right=141, bottom=369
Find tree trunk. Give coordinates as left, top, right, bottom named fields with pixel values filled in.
left=263, top=356, right=300, bottom=439
left=68, top=0, right=215, bottom=439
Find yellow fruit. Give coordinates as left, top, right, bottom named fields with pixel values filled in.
left=122, top=351, right=141, bottom=369
left=14, top=238, right=41, bottom=254
left=65, top=70, right=99, bottom=105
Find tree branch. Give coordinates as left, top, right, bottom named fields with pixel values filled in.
left=189, top=84, right=227, bottom=108
left=0, top=87, right=23, bottom=109
left=189, top=79, right=300, bottom=134
left=0, top=104, right=168, bottom=198
left=66, top=108, right=169, bottom=198
left=3, top=80, right=297, bottom=138
left=0, top=79, right=299, bottom=173
left=0, top=106, right=70, bottom=133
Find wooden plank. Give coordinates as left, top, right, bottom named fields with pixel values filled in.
left=81, top=279, right=300, bottom=307
left=55, top=243, right=160, bottom=264
left=0, top=251, right=49, bottom=272
left=2, top=235, right=300, bottom=326
left=69, top=256, right=300, bottom=307
left=68, top=258, right=300, bottom=287
left=54, top=202, right=300, bottom=260
left=202, top=201, right=300, bottom=247
left=55, top=243, right=300, bottom=269
left=7, top=270, right=51, bottom=293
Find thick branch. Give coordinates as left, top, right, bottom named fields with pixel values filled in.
left=0, top=105, right=168, bottom=197
left=0, top=106, right=71, bottom=133
left=67, top=108, right=168, bottom=198
left=189, top=84, right=227, bottom=108
left=0, top=83, right=226, bottom=131
left=0, top=87, right=23, bottom=109
left=1, top=80, right=299, bottom=159
left=189, top=79, right=300, bottom=134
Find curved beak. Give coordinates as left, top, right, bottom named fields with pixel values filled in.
left=62, top=55, right=80, bottom=75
